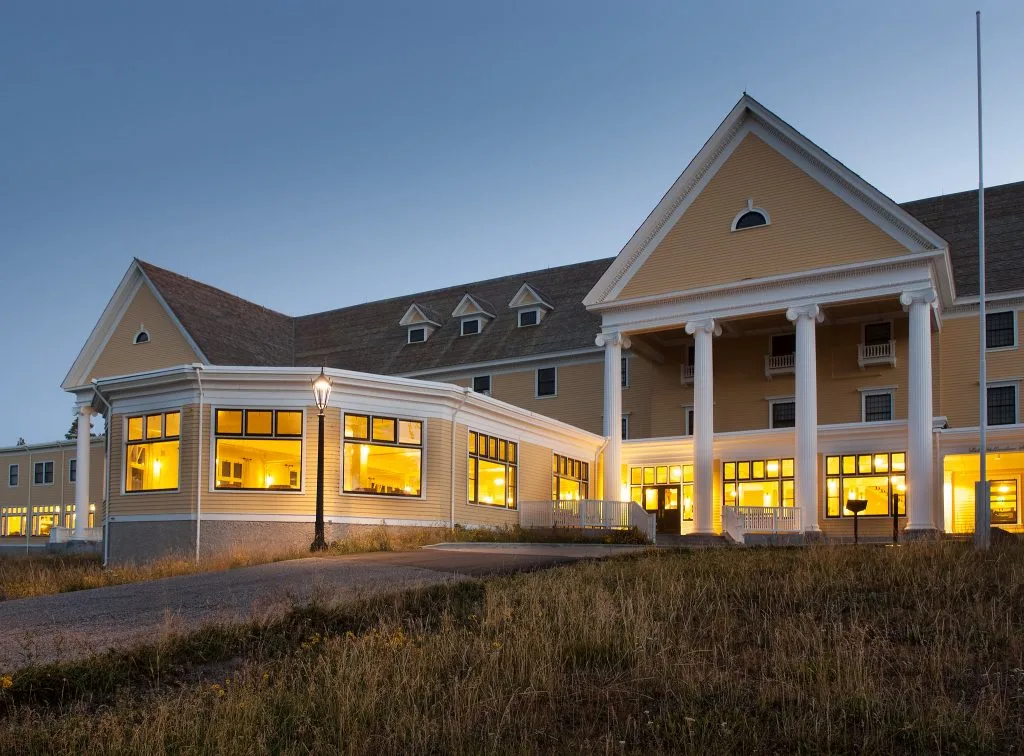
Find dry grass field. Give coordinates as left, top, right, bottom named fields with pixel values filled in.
left=1, top=540, right=1022, bottom=754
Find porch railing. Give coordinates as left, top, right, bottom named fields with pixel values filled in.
left=858, top=339, right=896, bottom=368
left=48, top=526, right=103, bottom=544
left=722, top=505, right=801, bottom=545
left=520, top=500, right=656, bottom=543
left=680, top=364, right=695, bottom=384
left=764, top=353, right=795, bottom=379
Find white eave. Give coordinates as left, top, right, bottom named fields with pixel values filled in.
left=507, top=283, right=553, bottom=311
left=398, top=303, right=442, bottom=328
left=451, top=294, right=495, bottom=320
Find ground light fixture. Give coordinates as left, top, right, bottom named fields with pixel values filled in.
left=310, top=367, right=333, bottom=552
left=846, top=496, right=868, bottom=545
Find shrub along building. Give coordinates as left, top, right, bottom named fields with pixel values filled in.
left=54, top=95, right=1023, bottom=562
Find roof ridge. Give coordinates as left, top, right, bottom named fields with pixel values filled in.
left=898, top=179, right=1024, bottom=207
left=136, top=259, right=293, bottom=320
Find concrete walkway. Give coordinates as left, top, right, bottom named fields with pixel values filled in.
left=0, top=545, right=630, bottom=669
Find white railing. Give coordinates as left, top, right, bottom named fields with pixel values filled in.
left=764, top=353, right=795, bottom=379
left=48, top=526, right=103, bottom=544
left=858, top=340, right=896, bottom=368
left=680, top=364, right=695, bottom=384
left=722, top=505, right=801, bottom=544
left=520, top=500, right=656, bottom=542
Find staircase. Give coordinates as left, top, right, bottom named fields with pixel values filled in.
left=656, top=533, right=728, bottom=548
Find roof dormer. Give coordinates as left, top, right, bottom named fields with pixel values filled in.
left=452, top=294, right=495, bottom=337
left=508, top=283, right=553, bottom=327
left=399, top=303, right=442, bottom=344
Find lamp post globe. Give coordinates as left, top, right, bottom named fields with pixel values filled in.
left=310, top=368, right=332, bottom=552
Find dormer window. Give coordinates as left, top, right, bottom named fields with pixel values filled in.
left=407, top=327, right=427, bottom=344
left=451, top=294, right=495, bottom=337
left=399, top=303, right=442, bottom=344
left=518, top=309, right=540, bottom=328
left=461, top=318, right=482, bottom=336
left=133, top=328, right=150, bottom=344
left=731, top=199, right=770, bottom=231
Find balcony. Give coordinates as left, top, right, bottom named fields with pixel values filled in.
left=858, top=339, right=896, bottom=369
left=764, top=353, right=795, bottom=380
left=680, top=363, right=694, bottom=385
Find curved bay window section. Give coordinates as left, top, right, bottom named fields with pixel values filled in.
left=214, top=409, right=303, bottom=491
left=125, top=410, right=181, bottom=492
left=723, top=458, right=795, bottom=508
left=343, top=414, right=422, bottom=497
left=468, top=431, right=517, bottom=508
left=552, top=454, right=589, bottom=501
left=825, top=452, right=906, bottom=517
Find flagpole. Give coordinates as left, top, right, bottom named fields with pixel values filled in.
left=974, top=10, right=990, bottom=549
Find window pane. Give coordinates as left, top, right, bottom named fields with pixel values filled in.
left=215, top=438, right=301, bottom=490
left=630, top=467, right=641, bottom=485
left=858, top=455, right=872, bottom=474
left=864, top=393, right=892, bottom=422
left=372, top=417, right=396, bottom=443
left=489, top=437, right=498, bottom=459
left=216, top=410, right=243, bottom=435
left=669, top=465, right=682, bottom=484
left=398, top=420, right=422, bottom=446
left=643, top=467, right=655, bottom=485
left=276, top=411, right=303, bottom=437
left=842, top=476, right=890, bottom=516
left=752, top=461, right=765, bottom=479
left=738, top=462, right=750, bottom=480
left=473, top=376, right=491, bottom=394
left=988, top=385, right=1017, bottom=426
left=863, top=322, right=891, bottom=345
left=842, top=456, right=856, bottom=474
left=476, top=460, right=509, bottom=506
left=771, top=333, right=795, bottom=356
left=126, top=440, right=181, bottom=492
left=246, top=410, right=273, bottom=436
left=826, top=456, right=839, bottom=475
left=991, top=480, right=1018, bottom=524
left=498, top=440, right=507, bottom=462
left=724, top=462, right=735, bottom=481
left=146, top=414, right=163, bottom=439
left=781, top=458, right=794, bottom=478
left=873, top=454, right=889, bottom=473
left=891, top=453, right=906, bottom=472
left=164, top=411, right=181, bottom=438
left=537, top=367, right=557, bottom=397
left=656, top=466, right=668, bottom=484
left=508, top=442, right=517, bottom=463
left=986, top=312, right=1015, bottom=349
left=765, top=460, right=780, bottom=478
left=344, top=442, right=421, bottom=496
left=345, top=415, right=369, bottom=439
left=468, top=458, right=476, bottom=502
left=771, top=402, right=795, bottom=428
left=683, top=465, right=693, bottom=483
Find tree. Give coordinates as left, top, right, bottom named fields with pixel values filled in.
left=16, top=437, right=25, bottom=446
left=66, top=417, right=79, bottom=440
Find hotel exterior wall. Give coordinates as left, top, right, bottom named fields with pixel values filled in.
left=616, top=133, right=911, bottom=301
left=88, top=282, right=199, bottom=383
left=0, top=440, right=105, bottom=510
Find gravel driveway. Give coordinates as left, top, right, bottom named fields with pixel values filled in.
left=0, top=546, right=631, bottom=669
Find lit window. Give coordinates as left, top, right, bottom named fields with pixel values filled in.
left=991, top=480, right=1019, bottom=524
left=770, top=400, right=795, bottom=429
left=986, top=312, right=1015, bottom=349
left=8, top=464, right=18, bottom=487
left=126, top=410, right=181, bottom=492
left=343, top=414, right=422, bottom=497
left=472, top=375, right=491, bottom=395
left=628, top=464, right=693, bottom=521
left=537, top=367, right=557, bottom=397
left=1, top=506, right=27, bottom=536
left=988, top=384, right=1017, bottom=425
left=824, top=452, right=906, bottom=518
left=552, top=454, right=589, bottom=501
left=723, top=458, right=795, bottom=509
left=518, top=309, right=539, bottom=328
left=468, top=431, right=517, bottom=508
left=32, top=505, right=61, bottom=536
left=215, top=409, right=301, bottom=491
left=863, top=391, right=894, bottom=422
left=33, top=461, right=54, bottom=485
left=461, top=318, right=481, bottom=336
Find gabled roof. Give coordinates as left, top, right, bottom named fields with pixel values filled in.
left=584, top=94, right=950, bottom=307
left=451, top=294, right=496, bottom=319
left=508, top=283, right=553, bottom=310
left=398, top=303, right=443, bottom=328
left=900, top=181, right=1024, bottom=297
left=137, top=261, right=295, bottom=366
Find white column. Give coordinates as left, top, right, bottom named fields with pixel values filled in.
left=74, top=406, right=94, bottom=539
left=685, top=319, right=719, bottom=534
left=786, top=305, right=823, bottom=533
left=596, top=331, right=629, bottom=501
left=901, top=288, right=937, bottom=531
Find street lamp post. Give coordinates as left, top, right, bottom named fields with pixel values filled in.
left=310, top=367, right=333, bottom=552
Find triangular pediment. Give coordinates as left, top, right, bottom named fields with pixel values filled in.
left=508, top=283, right=552, bottom=310
left=399, top=303, right=442, bottom=328
left=584, top=95, right=949, bottom=308
left=451, top=294, right=495, bottom=319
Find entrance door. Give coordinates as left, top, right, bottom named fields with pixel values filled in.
left=644, top=485, right=681, bottom=534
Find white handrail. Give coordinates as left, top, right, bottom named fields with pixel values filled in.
left=723, top=505, right=801, bottom=544
left=520, top=500, right=656, bottom=542
left=858, top=339, right=896, bottom=368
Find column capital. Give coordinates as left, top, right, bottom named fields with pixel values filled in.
left=77, top=405, right=96, bottom=417
left=595, top=331, right=630, bottom=349
left=785, top=304, right=824, bottom=323
left=684, top=319, right=721, bottom=337
left=900, top=287, right=937, bottom=309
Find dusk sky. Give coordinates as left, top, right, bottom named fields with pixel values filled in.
left=2, top=1, right=1022, bottom=444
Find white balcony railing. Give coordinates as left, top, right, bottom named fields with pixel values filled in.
left=48, top=526, right=103, bottom=544
left=858, top=339, right=896, bottom=369
left=764, top=353, right=795, bottom=379
left=520, top=500, right=656, bottom=542
left=722, top=505, right=801, bottom=545
left=680, top=363, right=694, bottom=385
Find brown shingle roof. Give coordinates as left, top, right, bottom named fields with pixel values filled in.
left=899, top=181, right=1024, bottom=297
left=137, top=260, right=294, bottom=366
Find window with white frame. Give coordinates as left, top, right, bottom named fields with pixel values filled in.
left=69, top=458, right=77, bottom=483
left=133, top=329, right=150, bottom=344
left=518, top=309, right=539, bottom=328
left=988, top=383, right=1018, bottom=426
left=536, top=367, right=557, bottom=397
left=986, top=312, right=1016, bottom=349
left=407, top=326, right=427, bottom=344
left=770, top=333, right=795, bottom=357
left=472, top=375, right=491, bottom=395
left=33, top=461, right=54, bottom=485
left=683, top=406, right=694, bottom=436
left=769, top=399, right=796, bottom=429
left=8, top=464, right=18, bottom=487
left=863, top=321, right=892, bottom=345
left=621, top=414, right=630, bottom=440
left=862, top=390, right=894, bottom=422
left=621, top=356, right=630, bottom=389
left=461, top=318, right=482, bottom=336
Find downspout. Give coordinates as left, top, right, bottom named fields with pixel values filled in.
left=449, top=387, right=472, bottom=529
left=594, top=436, right=610, bottom=500
left=24, top=445, right=32, bottom=555
left=90, top=382, right=113, bottom=567
left=60, top=443, right=66, bottom=532
left=194, top=364, right=205, bottom=563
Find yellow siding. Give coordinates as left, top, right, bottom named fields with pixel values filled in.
left=940, top=311, right=1024, bottom=428
left=617, top=133, right=911, bottom=301
left=489, top=362, right=605, bottom=435
left=0, top=440, right=105, bottom=511
left=89, top=283, right=199, bottom=382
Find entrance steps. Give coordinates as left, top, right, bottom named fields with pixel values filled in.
left=656, top=533, right=728, bottom=548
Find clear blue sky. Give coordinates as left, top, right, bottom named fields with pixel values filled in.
left=1, top=1, right=1022, bottom=444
